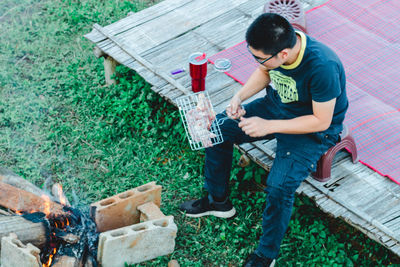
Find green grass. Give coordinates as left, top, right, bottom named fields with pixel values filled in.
left=1, top=0, right=400, bottom=266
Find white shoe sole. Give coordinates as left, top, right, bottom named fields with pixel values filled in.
left=185, top=207, right=236, bottom=218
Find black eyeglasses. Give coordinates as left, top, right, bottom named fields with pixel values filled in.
left=247, top=44, right=279, bottom=65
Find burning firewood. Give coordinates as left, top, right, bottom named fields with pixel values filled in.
left=0, top=182, right=68, bottom=217
left=56, top=231, right=80, bottom=245
left=0, top=172, right=101, bottom=267
left=52, top=183, right=71, bottom=206
left=0, top=214, right=48, bottom=250
left=0, top=167, right=54, bottom=201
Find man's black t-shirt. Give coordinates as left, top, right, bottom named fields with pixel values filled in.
left=269, top=31, right=348, bottom=135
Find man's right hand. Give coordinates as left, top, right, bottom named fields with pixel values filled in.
left=226, top=95, right=246, bottom=119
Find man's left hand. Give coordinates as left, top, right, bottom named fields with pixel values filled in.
left=238, top=117, right=273, bottom=137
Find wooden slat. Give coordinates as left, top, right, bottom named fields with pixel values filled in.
left=84, top=0, right=194, bottom=43
left=121, top=0, right=250, bottom=54
left=380, top=209, right=400, bottom=223
left=306, top=180, right=400, bottom=242
left=192, top=7, right=254, bottom=50
left=141, top=31, right=220, bottom=69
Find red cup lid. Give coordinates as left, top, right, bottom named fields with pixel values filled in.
left=189, top=52, right=207, bottom=65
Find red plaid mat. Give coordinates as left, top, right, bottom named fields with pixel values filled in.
left=209, top=0, right=400, bottom=185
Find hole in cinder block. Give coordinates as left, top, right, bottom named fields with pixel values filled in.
left=137, top=185, right=150, bottom=192
left=118, top=191, right=133, bottom=199
left=131, top=225, right=147, bottom=232
left=153, top=219, right=169, bottom=228
left=110, top=230, right=127, bottom=237
left=99, top=198, right=116, bottom=206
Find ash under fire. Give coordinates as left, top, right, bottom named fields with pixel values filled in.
left=22, top=205, right=99, bottom=266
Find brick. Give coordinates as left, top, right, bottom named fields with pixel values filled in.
left=1, top=233, right=41, bottom=267
left=97, top=216, right=177, bottom=266
left=138, top=201, right=165, bottom=222
left=90, top=182, right=162, bottom=232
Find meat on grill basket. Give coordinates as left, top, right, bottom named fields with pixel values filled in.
left=185, top=93, right=217, bottom=148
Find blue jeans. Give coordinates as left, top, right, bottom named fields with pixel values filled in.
left=204, top=89, right=338, bottom=259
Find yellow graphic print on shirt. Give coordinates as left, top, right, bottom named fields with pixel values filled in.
left=269, top=70, right=298, bottom=103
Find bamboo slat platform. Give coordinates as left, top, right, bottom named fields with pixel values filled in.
left=85, top=0, right=400, bottom=257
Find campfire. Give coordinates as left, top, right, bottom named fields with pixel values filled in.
left=0, top=181, right=98, bottom=266
left=0, top=169, right=178, bottom=267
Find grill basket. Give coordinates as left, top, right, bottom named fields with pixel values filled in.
left=176, top=92, right=224, bottom=150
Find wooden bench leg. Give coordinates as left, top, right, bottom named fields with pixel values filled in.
left=104, top=56, right=117, bottom=85
left=238, top=154, right=251, bottom=167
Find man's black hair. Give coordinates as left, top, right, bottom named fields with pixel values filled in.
left=246, top=13, right=297, bottom=55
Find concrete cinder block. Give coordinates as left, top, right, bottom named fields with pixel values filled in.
left=97, top=216, right=177, bottom=267
left=90, top=182, right=162, bottom=232
left=138, top=201, right=165, bottom=222
left=1, top=233, right=41, bottom=267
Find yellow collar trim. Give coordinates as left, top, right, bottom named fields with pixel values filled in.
left=281, top=31, right=306, bottom=70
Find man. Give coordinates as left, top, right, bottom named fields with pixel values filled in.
left=180, top=13, right=348, bottom=266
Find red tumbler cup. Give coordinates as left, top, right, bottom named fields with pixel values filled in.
left=189, top=52, right=207, bottom=92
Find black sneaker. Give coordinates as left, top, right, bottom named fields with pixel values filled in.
left=243, top=253, right=275, bottom=267
left=179, top=194, right=236, bottom=218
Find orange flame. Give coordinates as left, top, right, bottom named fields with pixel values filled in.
left=15, top=210, right=23, bottom=215
left=55, top=184, right=67, bottom=206
left=41, top=195, right=51, bottom=218
left=42, top=248, right=57, bottom=267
